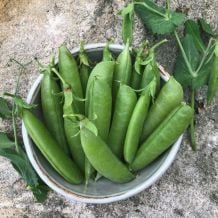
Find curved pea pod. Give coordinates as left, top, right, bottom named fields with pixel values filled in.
left=124, top=80, right=156, bottom=164
left=108, top=84, right=137, bottom=159
left=85, top=61, right=114, bottom=115
left=80, top=128, right=135, bottom=183
left=88, top=79, right=112, bottom=141
left=63, top=88, right=85, bottom=172
left=22, top=109, right=83, bottom=184
left=58, top=45, right=84, bottom=114
left=132, top=103, right=194, bottom=171
left=41, top=68, right=69, bottom=155
left=113, top=41, right=132, bottom=99
left=140, top=76, right=183, bottom=142
left=140, top=60, right=160, bottom=93
left=120, top=3, right=134, bottom=45
left=79, top=43, right=91, bottom=94
left=207, top=42, right=218, bottom=105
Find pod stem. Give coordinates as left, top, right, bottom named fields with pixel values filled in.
left=150, top=39, right=168, bottom=51
left=51, top=68, right=67, bottom=87
left=190, top=89, right=197, bottom=151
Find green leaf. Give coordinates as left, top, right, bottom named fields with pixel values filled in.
left=174, top=34, right=200, bottom=87
left=0, top=147, right=49, bottom=202
left=29, top=184, right=50, bottom=203
left=0, top=132, right=15, bottom=148
left=134, top=0, right=186, bottom=34
left=0, top=97, right=12, bottom=118
left=120, top=3, right=134, bottom=44
left=185, top=20, right=206, bottom=52
left=198, top=18, right=215, bottom=36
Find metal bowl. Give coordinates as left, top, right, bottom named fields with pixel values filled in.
left=22, top=43, right=182, bottom=204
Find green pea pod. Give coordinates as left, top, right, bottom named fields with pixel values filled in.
left=85, top=61, right=114, bottom=115
left=103, top=42, right=113, bottom=61
left=131, top=42, right=148, bottom=89
left=58, top=45, right=84, bottom=114
left=63, top=88, right=85, bottom=172
left=85, top=157, right=95, bottom=185
left=108, top=84, right=137, bottom=159
left=22, top=109, right=83, bottom=184
left=140, top=63, right=154, bottom=88
left=113, top=41, right=132, bottom=99
left=89, top=79, right=112, bottom=141
left=131, top=68, right=142, bottom=90
left=207, top=41, right=218, bottom=105
left=124, top=79, right=156, bottom=164
left=51, top=68, right=85, bottom=172
left=41, top=67, right=69, bottom=155
left=81, top=128, right=135, bottom=183
left=132, top=103, right=193, bottom=171
left=86, top=79, right=112, bottom=182
left=120, top=3, right=134, bottom=45
left=79, top=43, right=90, bottom=94
left=141, top=76, right=183, bottom=142
left=140, top=56, right=160, bottom=93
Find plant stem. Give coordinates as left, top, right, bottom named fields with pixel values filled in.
left=166, top=0, right=171, bottom=18
left=12, top=69, right=23, bottom=154
left=151, top=39, right=168, bottom=51
left=134, top=2, right=167, bottom=18
left=190, top=89, right=196, bottom=151
left=174, top=31, right=196, bottom=77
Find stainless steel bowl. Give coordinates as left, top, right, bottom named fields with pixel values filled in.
left=22, top=43, right=182, bottom=204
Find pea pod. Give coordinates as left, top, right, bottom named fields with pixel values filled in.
left=140, top=53, right=160, bottom=93
left=79, top=42, right=90, bottom=94
left=113, top=41, right=132, bottom=99
left=88, top=79, right=112, bottom=141
left=80, top=127, right=135, bottom=183
left=58, top=45, right=84, bottom=114
left=207, top=41, right=218, bottom=105
left=22, top=109, right=83, bottom=184
left=124, top=79, right=156, bottom=164
left=85, top=61, right=115, bottom=116
left=141, top=76, right=183, bottom=142
left=130, top=44, right=147, bottom=89
left=40, top=67, right=69, bottom=155
left=120, top=3, right=134, bottom=45
left=108, top=84, right=137, bottom=159
left=132, top=103, right=193, bottom=171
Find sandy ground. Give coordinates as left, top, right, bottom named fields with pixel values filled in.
left=0, top=0, right=217, bottom=217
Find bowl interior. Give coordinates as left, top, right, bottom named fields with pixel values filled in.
left=24, top=45, right=180, bottom=200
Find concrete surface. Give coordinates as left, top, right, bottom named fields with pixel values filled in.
left=0, top=0, right=217, bottom=217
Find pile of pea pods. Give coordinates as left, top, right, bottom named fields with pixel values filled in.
left=21, top=42, right=194, bottom=185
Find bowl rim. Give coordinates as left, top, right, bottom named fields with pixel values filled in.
left=22, top=43, right=182, bottom=204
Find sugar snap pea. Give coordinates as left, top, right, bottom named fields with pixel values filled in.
left=113, top=41, right=132, bottom=99
left=52, top=68, right=85, bottom=172
left=141, top=76, right=183, bottom=142
left=40, top=66, right=69, bottom=155
left=85, top=61, right=114, bottom=116
left=207, top=41, right=218, bottom=105
left=22, top=108, right=83, bottom=184
left=58, top=45, right=84, bottom=114
left=80, top=127, right=135, bottom=183
left=79, top=42, right=91, bottom=94
left=108, top=84, right=137, bottom=159
left=88, top=78, right=112, bottom=141
left=132, top=103, right=193, bottom=171
left=124, top=79, right=156, bottom=164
